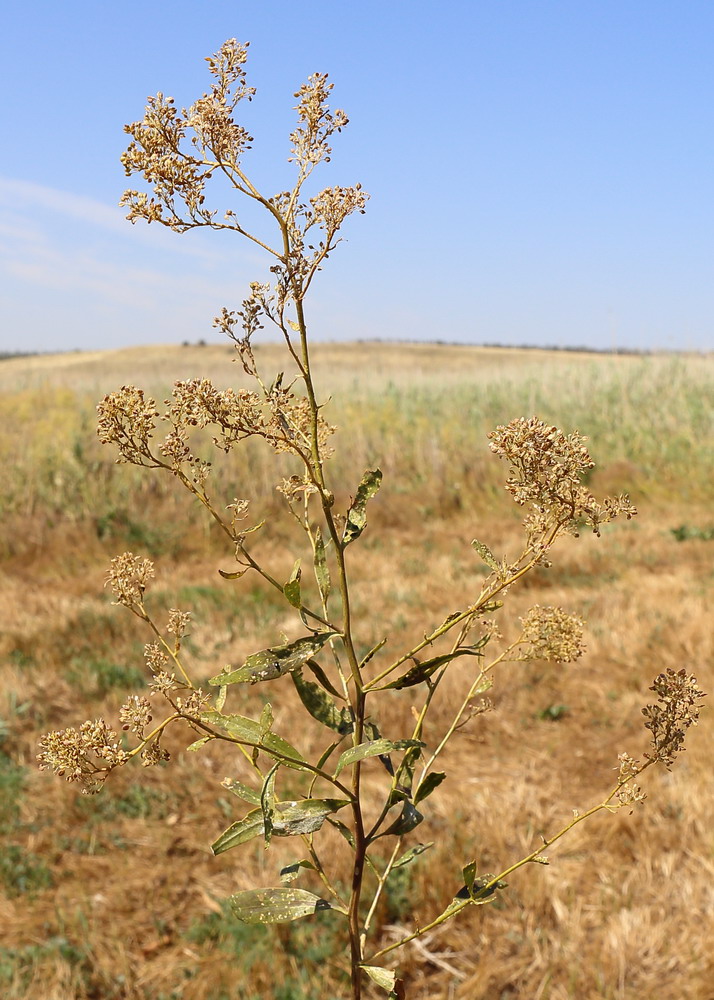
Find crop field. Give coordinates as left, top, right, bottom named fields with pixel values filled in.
left=1, top=341, right=713, bottom=1000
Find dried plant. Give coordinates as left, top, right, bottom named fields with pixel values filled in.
left=38, top=40, right=705, bottom=1000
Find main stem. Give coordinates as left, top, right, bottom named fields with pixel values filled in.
left=293, top=281, right=367, bottom=1000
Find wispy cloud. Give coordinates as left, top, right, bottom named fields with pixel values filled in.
left=0, top=176, right=267, bottom=350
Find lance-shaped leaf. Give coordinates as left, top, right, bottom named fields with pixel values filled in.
left=306, top=658, right=344, bottom=699
left=283, top=559, right=302, bottom=609
left=212, top=798, right=351, bottom=855
left=334, top=739, right=423, bottom=778
left=390, top=743, right=422, bottom=802
left=186, top=736, right=212, bottom=752
left=363, top=720, right=394, bottom=774
left=201, top=709, right=306, bottom=769
left=209, top=632, right=339, bottom=686
left=384, top=647, right=481, bottom=690
left=392, top=842, right=434, bottom=870
left=362, top=966, right=406, bottom=998
left=292, top=669, right=353, bottom=733
left=380, top=801, right=424, bottom=837
left=259, top=702, right=274, bottom=739
left=313, top=527, right=331, bottom=602
left=471, top=538, right=501, bottom=573
left=221, top=778, right=261, bottom=806
left=280, top=859, right=318, bottom=883
left=260, top=763, right=279, bottom=848
left=413, top=771, right=446, bottom=805
left=219, top=567, right=249, bottom=580
left=343, top=469, right=382, bottom=546
left=230, top=888, right=331, bottom=924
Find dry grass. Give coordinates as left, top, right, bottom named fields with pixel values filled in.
left=1, top=342, right=713, bottom=999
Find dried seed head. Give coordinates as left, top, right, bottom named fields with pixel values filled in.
left=166, top=609, right=192, bottom=638
left=488, top=417, right=637, bottom=537
left=97, top=386, right=159, bottom=466
left=106, top=552, right=155, bottom=607
left=642, top=669, right=705, bottom=769
left=37, top=719, right=129, bottom=794
left=119, top=694, right=153, bottom=736
left=519, top=605, right=586, bottom=663
left=141, top=739, right=171, bottom=768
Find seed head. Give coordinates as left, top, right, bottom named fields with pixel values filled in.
left=106, top=552, right=155, bottom=607
left=519, top=605, right=586, bottom=663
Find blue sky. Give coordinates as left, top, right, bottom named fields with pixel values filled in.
left=2, top=1, right=713, bottom=353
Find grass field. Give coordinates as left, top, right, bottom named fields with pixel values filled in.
left=1, top=341, right=713, bottom=999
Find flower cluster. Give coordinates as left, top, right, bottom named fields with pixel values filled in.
left=119, top=695, right=153, bottom=736
left=488, top=417, right=637, bottom=537
left=176, top=688, right=211, bottom=719
left=615, top=752, right=646, bottom=807
left=642, top=669, right=705, bottom=769
left=519, top=605, right=586, bottom=663
left=106, top=552, right=155, bottom=607
left=98, top=378, right=335, bottom=485
left=289, top=72, right=348, bottom=167
left=167, top=609, right=192, bottom=639
left=120, top=40, right=254, bottom=231
left=37, top=720, right=129, bottom=794
left=97, top=386, right=160, bottom=466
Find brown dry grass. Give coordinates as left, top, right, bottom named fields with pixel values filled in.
left=1, top=342, right=713, bottom=1000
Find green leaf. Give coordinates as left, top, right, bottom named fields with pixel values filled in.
left=276, top=798, right=351, bottom=836
left=363, top=720, right=393, bottom=774
left=392, top=842, right=434, bottom=869
left=361, top=965, right=406, bottom=998
left=292, top=669, right=353, bottom=733
left=315, top=738, right=345, bottom=771
left=455, top=873, right=508, bottom=901
left=283, top=559, right=302, bottom=609
left=413, top=771, right=446, bottom=805
left=334, top=739, right=423, bottom=777
left=380, top=801, right=424, bottom=837
left=313, top=527, right=331, bottom=602
left=215, top=684, right=228, bottom=712
left=259, top=702, right=274, bottom=739
left=221, top=779, right=261, bottom=806
left=208, top=632, right=339, bottom=687
left=230, top=888, right=331, bottom=924
left=462, top=860, right=478, bottom=895
left=343, top=469, right=382, bottom=546
left=212, top=808, right=265, bottom=854
left=471, top=538, right=501, bottom=573
left=186, top=736, right=212, bottom=752
left=280, top=859, right=317, bottom=884
left=201, top=709, right=306, bottom=769
left=219, top=567, right=249, bottom=580
left=384, top=647, right=482, bottom=690
left=260, top=763, right=279, bottom=848
left=212, top=798, right=351, bottom=855
left=306, top=658, right=344, bottom=700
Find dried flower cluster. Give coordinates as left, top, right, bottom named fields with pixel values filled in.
left=106, top=551, right=155, bottom=607
left=642, top=668, right=705, bottom=768
left=615, top=752, right=646, bottom=807
left=37, top=720, right=129, bottom=794
left=119, top=694, right=153, bottom=736
left=120, top=39, right=255, bottom=231
left=97, top=378, right=335, bottom=485
left=518, top=605, right=586, bottom=662
left=488, top=417, right=637, bottom=537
